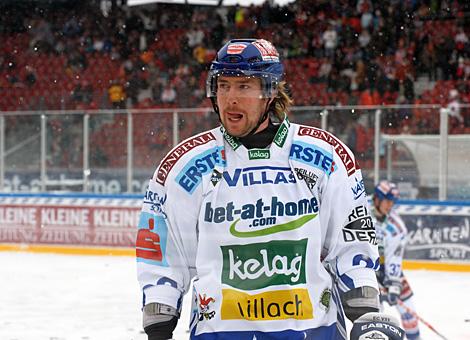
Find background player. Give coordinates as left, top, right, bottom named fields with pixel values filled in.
left=372, top=180, right=421, bottom=339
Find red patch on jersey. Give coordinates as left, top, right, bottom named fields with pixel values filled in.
left=227, top=43, right=247, bottom=54
left=155, top=132, right=216, bottom=185
left=298, top=126, right=359, bottom=176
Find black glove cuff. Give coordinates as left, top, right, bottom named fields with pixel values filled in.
left=144, top=316, right=178, bottom=340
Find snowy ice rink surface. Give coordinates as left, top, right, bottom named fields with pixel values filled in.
left=1, top=252, right=469, bottom=340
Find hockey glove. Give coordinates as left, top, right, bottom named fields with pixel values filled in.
left=350, top=312, right=405, bottom=340
left=384, top=279, right=402, bottom=306
left=143, top=303, right=179, bottom=340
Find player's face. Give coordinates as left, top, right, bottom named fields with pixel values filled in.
left=377, top=198, right=394, bottom=216
left=216, top=76, right=271, bottom=137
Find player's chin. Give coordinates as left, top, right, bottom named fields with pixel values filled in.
left=223, top=123, right=248, bottom=138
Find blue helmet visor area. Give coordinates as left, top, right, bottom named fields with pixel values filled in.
left=206, top=67, right=282, bottom=99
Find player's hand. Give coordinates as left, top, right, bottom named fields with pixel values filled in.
left=384, top=279, right=401, bottom=306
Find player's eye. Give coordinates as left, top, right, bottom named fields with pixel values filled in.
left=218, top=83, right=229, bottom=91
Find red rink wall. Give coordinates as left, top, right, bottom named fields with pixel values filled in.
left=0, top=194, right=141, bottom=251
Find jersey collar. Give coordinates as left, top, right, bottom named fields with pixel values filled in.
left=221, top=113, right=290, bottom=152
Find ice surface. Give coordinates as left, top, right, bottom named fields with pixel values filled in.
left=1, top=252, right=469, bottom=340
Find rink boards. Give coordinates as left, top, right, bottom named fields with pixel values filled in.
left=0, top=193, right=469, bottom=272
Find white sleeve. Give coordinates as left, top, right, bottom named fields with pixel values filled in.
left=136, top=172, right=200, bottom=310
left=321, top=149, right=379, bottom=292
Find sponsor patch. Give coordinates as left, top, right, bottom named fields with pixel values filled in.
left=343, top=205, right=376, bottom=244
left=221, top=288, right=313, bottom=320
left=142, top=187, right=167, bottom=218
left=221, top=239, right=307, bottom=290
left=176, top=146, right=226, bottom=193
left=223, top=166, right=296, bottom=187
left=297, top=126, right=359, bottom=176
left=136, top=212, right=169, bottom=266
left=248, top=149, right=270, bottom=160
left=273, top=122, right=289, bottom=148
left=221, top=127, right=241, bottom=150
left=289, top=141, right=337, bottom=176
left=204, top=196, right=319, bottom=237
left=351, top=176, right=366, bottom=200
left=294, top=167, right=318, bottom=190
left=155, top=132, right=215, bottom=185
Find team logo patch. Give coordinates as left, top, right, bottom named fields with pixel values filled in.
left=319, top=289, right=331, bottom=311
left=155, top=132, right=215, bottom=185
left=210, top=169, right=223, bottom=187
left=297, top=126, right=359, bottom=176
left=198, top=293, right=216, bottom=321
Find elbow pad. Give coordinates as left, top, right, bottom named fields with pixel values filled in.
left=341, top=286, right=380, bottom=322
left=143, top=303, right=179, bottom=340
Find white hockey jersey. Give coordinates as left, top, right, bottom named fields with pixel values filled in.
left=136, top=117, right=379, bottom=339
left=374, top=209, right=408, bottom=283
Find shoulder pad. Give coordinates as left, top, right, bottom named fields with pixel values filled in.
left=154, top=130, right=218, bottom=185
left=296, top=125, right=360, bottom=177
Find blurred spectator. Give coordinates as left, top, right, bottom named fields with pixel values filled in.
left=161, top=83, right=176, bottom=104
left=28, top=17, right=55, bottom=53
left=108, top=80, right=126, bottom=109
left=322, top=23, right=338, bottom=58
left=444, top=89, right=464, bottom=124
left=71, top=81, right=94, bottom=108
left=22, top=65, right=37, bottom=87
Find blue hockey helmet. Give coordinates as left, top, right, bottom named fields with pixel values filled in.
left=206, top=38, right=284, bottom=99
left=374, top=180, right=399, bottom=202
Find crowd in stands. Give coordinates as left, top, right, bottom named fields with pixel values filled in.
left=0, top=0, right=469, bottom=168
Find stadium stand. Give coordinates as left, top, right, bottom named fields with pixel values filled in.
left=1, top=0, right=469, bottom=168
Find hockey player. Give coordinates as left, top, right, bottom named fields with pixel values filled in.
left=372, top=180, right=421, bottom=339
left=137, top=38, right=404, bottom=340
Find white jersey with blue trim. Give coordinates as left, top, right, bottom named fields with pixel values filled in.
left=371, top=200, right=408, bottom=283
left=136, top=117, right=379, bottom=339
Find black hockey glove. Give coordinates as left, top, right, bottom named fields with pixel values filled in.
left=143, top=303, right=179, bottom=340
left=350, top=312, right=405, bottom=340
left=383, top=279, right=402, bottom=306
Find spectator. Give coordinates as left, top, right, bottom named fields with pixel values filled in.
left=108, top=80, right=126, bottom=109
left=322, top=23, right=338, bottom=58
left=160, top=83, right=176, bottom=104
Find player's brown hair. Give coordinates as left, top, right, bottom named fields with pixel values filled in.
left=270, top=81, right=293, bottom=120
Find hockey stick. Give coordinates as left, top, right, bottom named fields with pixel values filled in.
left=379, top=286, right=449, bottom=340
left=395, top=299, right=449, bottom=340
